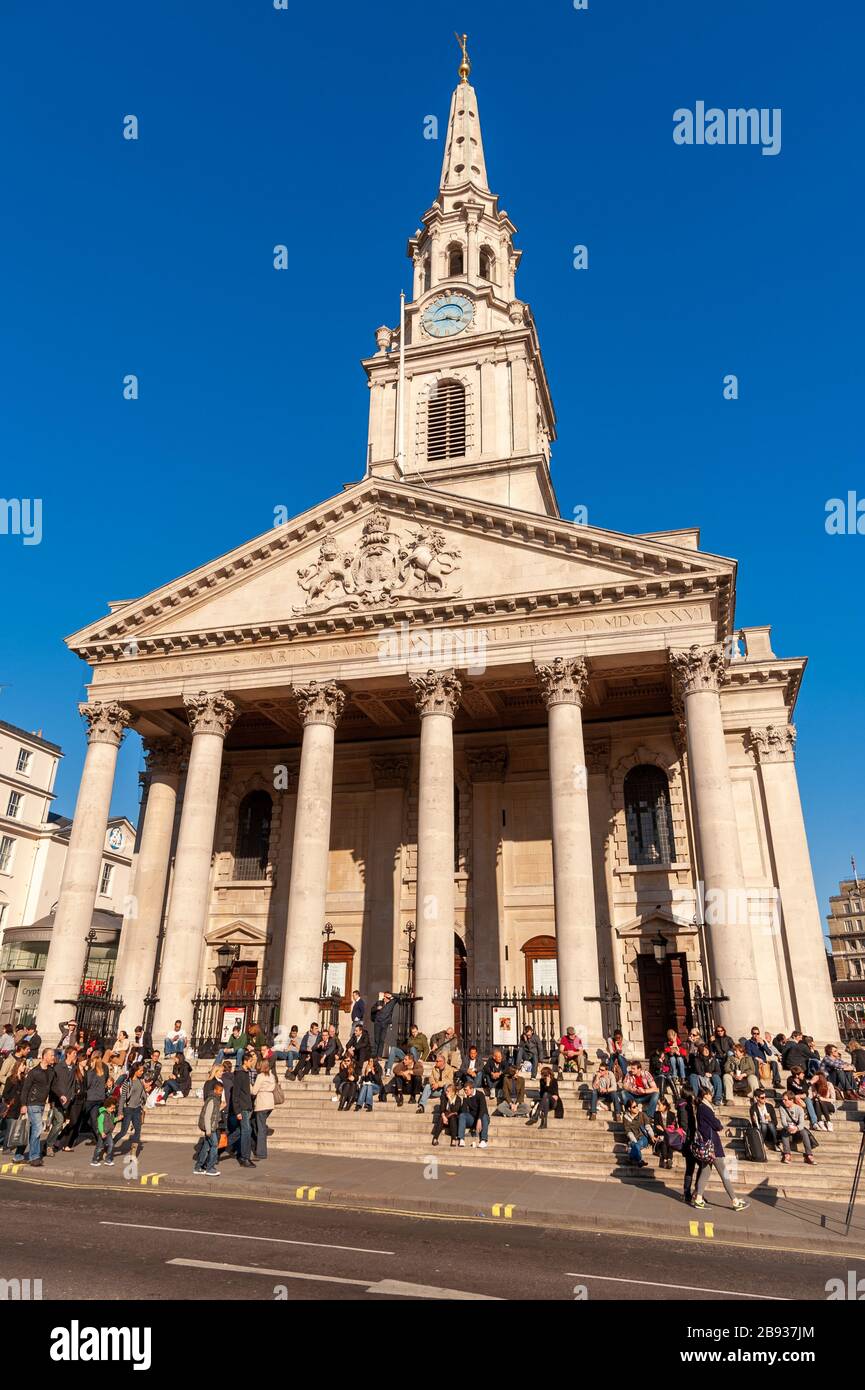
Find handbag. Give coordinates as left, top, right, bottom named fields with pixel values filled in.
left=272, top=1079, right=285, bottom=1107
left=554, top=1097, right=565, bottom=1120
left=692, top=1130, right=716, bottom=1164
left=665, top=1124, right=686, bottom=1152
left=7, top=1112, right=29, bottom=1148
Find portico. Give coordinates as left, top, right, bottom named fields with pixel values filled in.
left=38, top=47, right=837, bottom=1051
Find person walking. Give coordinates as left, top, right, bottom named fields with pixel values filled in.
left=90, top=1096, right=118, bottom=1167
left=692, top=1091, right=750, bottom=1210
left=252, top=1058, right=275, bottom=1159
left=19, top=1047, right=56, bottom=1167
left=194, top=1078, right=224, bottom=1176
left=55, top=1055, right=88, bottom=1151
left=114, top=1063, right=147, bottom=1155
left=2, top=1060, right=27, bottom=1152
left=230, top=1053, right=256, bottom=1167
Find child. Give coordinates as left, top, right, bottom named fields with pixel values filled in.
left=91, top=1096, right=118, bottom=1167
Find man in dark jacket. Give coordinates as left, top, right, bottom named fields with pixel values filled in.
left=312, top=1025, right=341, bottom=1074
left=345, top=1025, right=372, bottom=1067
left=370, top=993, right=398, bottom=1066
left=516, top=1027, right=542, bottom=1078
left=350, top=991, right=365, bottom=1030
left=710, top=1026, right=735, bottom=1062
left=230, top=1053, right=256, bottom=1167
left=456, top=1079, right=489, bottom=1147
left=292, top=1024, right=320, bottom=1081
left=781, top=1032, right=812, bottom=1075
left=20, top=1047, right=56, bottom=1166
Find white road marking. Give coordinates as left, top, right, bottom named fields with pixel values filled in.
left=565, top=1272, right=789, bottom=1300
left=101, top=1220, right=392, bottom=1257
left=168, top=1258, right=500, bottom=1299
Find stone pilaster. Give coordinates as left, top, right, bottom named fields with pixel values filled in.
left=746, top=724, right=837, bottom=1041
left=670, top=645, right=762, bottom=1035
left=38, top=701, right=131, bottom=1042
left=411, top=670, right=462, bottom=1036
left=534, top=658, right=602, bottom=1038
left=279, top=682, right=347, bottom=1028
left=153, top=694, right=236, bottom=1040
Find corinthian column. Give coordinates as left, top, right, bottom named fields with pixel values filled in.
left=113, top=737, right=185, bottom=1030
left=747, top=725, right=837, bottom=1042
left=38, top=701, right=131, bottom=1042
left=153, top=693, right=235, bottom=1042
left=279, top=681, right=346, bottom=1029
left=534, top=658, right=602, bottom=1038
left=410, top=669, right=462, bottom=1037
left=670, top=644, right=761, bottom=1035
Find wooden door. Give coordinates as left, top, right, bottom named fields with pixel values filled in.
left=637, top=952, right=690, bottom=1053
left=225, top=961, right=258, bottom=998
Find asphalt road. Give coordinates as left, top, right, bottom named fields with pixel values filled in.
left=0, top=1177, right=851, bottom=1302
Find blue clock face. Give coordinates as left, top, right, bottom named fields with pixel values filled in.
left=421, top=294, right=474, bottom=338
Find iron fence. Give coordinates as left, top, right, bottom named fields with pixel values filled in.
left=453, top=987, right=560, bottom=1062
left=60, top=992, right=126, bottom=1049
left=190, top=990, right=279, bottom=1057
left=691, top=984, right=727, bottom=1041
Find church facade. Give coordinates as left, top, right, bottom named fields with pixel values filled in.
left=37, top=49, right=836, bottom=1051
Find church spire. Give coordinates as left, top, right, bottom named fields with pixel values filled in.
left=439, top=33, right=490, bottom=198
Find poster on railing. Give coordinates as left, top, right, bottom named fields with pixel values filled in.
left=492, top=1006, right=518, bottom=1047
left=221, top=1006, right=246, bottom=1041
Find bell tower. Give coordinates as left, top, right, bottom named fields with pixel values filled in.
left=362, top=36, right=559, bottom=518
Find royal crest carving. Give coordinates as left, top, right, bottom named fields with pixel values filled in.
left=294, top=509, right=462, bottom=614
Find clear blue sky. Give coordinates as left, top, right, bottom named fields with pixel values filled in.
left=1, top=1, right=862, bottom=928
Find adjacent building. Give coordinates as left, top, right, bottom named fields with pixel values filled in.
left=0, top=718, right=135, bottom=1024
left=33, top=46, right=837, bottom=1052
left=827, top=872, right=865, bottom=1038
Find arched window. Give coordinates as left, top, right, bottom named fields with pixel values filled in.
left=233, top=790, right=272, bottom=880
left=427, top=379, right=466, bottom=461
left=479, top=246, right=495, bottom=282
left=321, top=939, right=355, bottom=1007
left=624, top=765, right=676, bottom=866
left=447, top=243, right=464, bottom=276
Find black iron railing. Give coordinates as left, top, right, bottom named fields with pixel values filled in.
left=453, top=988, right=560, bottom=1062
left=190, top=990, right=279, bottom=1057
left=691, top=984, right=728, bottom=1040
left=56, top=992, right=126, bottom=1049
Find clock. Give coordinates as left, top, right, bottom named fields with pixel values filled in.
left=420, top=294, right=474, bottom=338
left=108, top=827, right=124, bottom=850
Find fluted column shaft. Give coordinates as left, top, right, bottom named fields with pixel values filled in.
left=38, top=702, right=130, bottom=1043
left=411, top=670, right=462, bottom=1037
left=153, top=693, right=235, bottom=1041
left=279, top=682, right=346, bottom=1030
left=535, top=658, right=602, bottom=1039
left=113, top=738, right=185, bottom=1030
left=671, top=645, right=762, bottom=1036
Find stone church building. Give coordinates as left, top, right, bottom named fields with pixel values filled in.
left=38, top=48, right=836, bottom=1051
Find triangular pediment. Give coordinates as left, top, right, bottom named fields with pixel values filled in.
left=67, top=478, right=735, bottom=659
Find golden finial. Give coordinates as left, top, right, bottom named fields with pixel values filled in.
left=454, top=31, right=471, bottom=84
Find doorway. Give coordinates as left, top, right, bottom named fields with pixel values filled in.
left=225, top=960, right=258, bottom=998
left=454, top=934, right=467, bottom=1030
left=637, top=951, right=691, bottom=1054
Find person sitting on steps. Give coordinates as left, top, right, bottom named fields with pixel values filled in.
left=526, top=1066, right=560, bottom=1129
left=588, top=1061, right=622, bottom=1120
left=431, top=1083, right=461, bottom=1146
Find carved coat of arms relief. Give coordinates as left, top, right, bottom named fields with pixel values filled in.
left=294, top=508, right=462, bottom=614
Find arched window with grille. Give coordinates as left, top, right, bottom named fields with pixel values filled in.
left=233, top=790, right=272, bottom=880
left=624, top=765, right=676, bottom=866
left=427, top=379, right=466, bottom=461
left=447, top=243, right=464, bottom=276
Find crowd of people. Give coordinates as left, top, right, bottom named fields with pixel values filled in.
left=3, top=999, right=863, bottom=1199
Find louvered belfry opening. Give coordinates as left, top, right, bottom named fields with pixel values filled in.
left=427, top=379, right=466, bottom=461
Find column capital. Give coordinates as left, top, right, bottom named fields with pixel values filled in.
left=79, top=701, right=131, bottom=748
left=142, top=736, right=187, bottom=776
left=410, top=668, right=462, bottom=719
left=669, top=643, right=728, bottom=699
left=466, top=745, right=508, bottom=782
left=293, top=680, right=346, bottom=730
left=746, top=724, right=797, bottom=764
left=371, top=754, right=409, bottom=789
left=534, top=655, right=588, bottom=709
left=184, top=691, right=237, bottom=738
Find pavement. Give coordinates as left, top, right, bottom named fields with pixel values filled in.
left=2, top=1137, right=863, bottom=1258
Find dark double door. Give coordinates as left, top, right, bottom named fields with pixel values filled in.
left=637, top=952, right=692, bottom=1053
